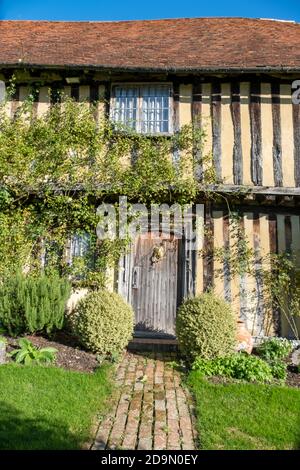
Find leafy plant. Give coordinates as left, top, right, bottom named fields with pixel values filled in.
left=211, top=213, right=300, bottom=340
left=261, top=254, right=300, bottom=340
left=0, top=271, right=71, bottom=336
left=269, top=360, right=288, bottom=381
left=176, top=292, right=237, bottom=362
left=192, top=353, right=274, bottom=383
left=0, top=89, right=212, bottom=288
left=9, top=338, right=57, bottom=365
left=257, top=338, right=293, bottom=362
left=70, top=290, right=134, bottom=357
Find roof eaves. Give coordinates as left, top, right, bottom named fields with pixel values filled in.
left=1, top=63, right=300, bottom=74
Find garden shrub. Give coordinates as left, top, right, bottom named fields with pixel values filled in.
left=269, top=360, right=288, bottom=381
left=176, top=292, right=237, bottom=362
left=0, top=271, right=71, bottom=335
left=70, top=290, right=134, bottom=357
left=257, top=337, right=293, bottom=361
left=192, top=353, right=274, bottom=383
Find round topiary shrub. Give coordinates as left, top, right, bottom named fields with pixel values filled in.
left=71, top=290, right=134, bottom=357
left=176, top=292, right=237, bottom=362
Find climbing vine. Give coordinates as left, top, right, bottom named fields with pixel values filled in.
left=0, top=82, right=299, bottom=338
left=0, top=85, right=215, bottom=284
left=201, top=210, right=300, bottom=339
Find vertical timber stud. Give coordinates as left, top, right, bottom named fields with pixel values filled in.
left=103, top=82, right=110, bottom=119
left=284, top=216, right=292, bottom=254
left=203, top=202, right=214, bottom=291
left=250, top=82, right=262, bottom=186
left=192, top=82, right=202, bottom=181
left=271, top=82, right=283, bottom=187
left=231, top=82, right=243, bottom=185
left=11, top=84, right=20, bottom=118
left=173, top=82, right=180, bottom=164
left=31, top=86, right=39, bottom=119
left=292, top=88, right=300, bottom=186
left=50, top=84, right=62, bottom=106
left=253, top=212, right=264, bottom=335
left=223, top=212, right=231, bottom=302
left=70, top=84, right=79, bottom=101
left=239, top=213, right=247, bottom=321
left=90, top=84, right=99, bottom=104
left=90, top=83, right=99, bottom=121
left=211, top=82, right=222, bottom=180
left=268, top=213, right=281, bottom=335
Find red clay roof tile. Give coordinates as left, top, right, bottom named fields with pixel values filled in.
left=0, top=17, right=300, bottom=71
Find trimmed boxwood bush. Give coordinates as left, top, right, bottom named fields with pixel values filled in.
left=176, top=292, right=237, bottom=362
left=71, top=290, right=134, bottom=357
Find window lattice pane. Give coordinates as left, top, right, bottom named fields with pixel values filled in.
left=70, top=233, right=90, bottom=259
left=112, top=85, right=171, bottom=134
left=113, top=87, right=138, bottom=129
left=141, top=85, right=170, bottom=134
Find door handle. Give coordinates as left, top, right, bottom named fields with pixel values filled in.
left=132, top=266, right=140, bottom=289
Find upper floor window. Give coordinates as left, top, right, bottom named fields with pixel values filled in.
left=111, top=84, right=172, bottom=135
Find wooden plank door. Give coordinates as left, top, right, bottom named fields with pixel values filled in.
left=125, top=232, right=179, bottom=337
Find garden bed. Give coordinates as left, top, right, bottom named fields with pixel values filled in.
left=286, top=368, right=300, bottom=388
left=6, top=332, right=99, bottom=374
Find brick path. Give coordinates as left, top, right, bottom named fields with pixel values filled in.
left=92, top=351, right=197, bottom=450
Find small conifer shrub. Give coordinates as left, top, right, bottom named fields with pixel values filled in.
left=0, top=272, right=71, bottom=335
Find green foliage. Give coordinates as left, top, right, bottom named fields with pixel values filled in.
left=269, top=360, right=288, bottom=381
left=9, top=338, right=57, bottom=365
left=257, top=338, right=293, bottom=361
left=176, top=292, right=237, bottom=362
left=70, top=290, right=134, bottom=357
left=261, top=254, right=300, bottom=339
left=0, top=271, right=71, bottom=335
left=0, top=335, right=7, bottom=345
left=0, top=92, right=213, bottom=285
left=192, top=353, right=274, bottom=383
left=0, top=94, right=211, bottom=199
left=255, top=338, right=292, bottom=383
left=211, top=212, right=300, bottom=340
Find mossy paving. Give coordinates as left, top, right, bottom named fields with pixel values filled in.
left=92, top=352, right=197, bottom=450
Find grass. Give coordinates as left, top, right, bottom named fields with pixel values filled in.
left=0, top=363, right=112, bottom=450
left=189, top=371, right=300, bottom=450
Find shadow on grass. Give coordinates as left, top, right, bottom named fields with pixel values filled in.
left=295, top=414, right=300, bottom=450
left=0, top=401, right=79, bottom=450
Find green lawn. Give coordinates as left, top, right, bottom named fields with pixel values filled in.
left=0, top=364, right=112, bottom=450
left=189, top=371, right=300, bottom=450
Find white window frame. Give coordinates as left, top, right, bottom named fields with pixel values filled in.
left=110, top=83, right=173, bottom=136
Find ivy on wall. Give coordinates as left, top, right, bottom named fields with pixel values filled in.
left=0, top=85, right=214, bottom=283
left=0, top=82, right=299, bottom=338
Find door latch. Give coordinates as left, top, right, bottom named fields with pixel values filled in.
left=132, top=266, right=140, bottom=289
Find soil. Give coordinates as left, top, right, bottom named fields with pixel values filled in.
left=6, top=332, right=99, bottom=374
left=286, top=367, right=300, bottom=388
left=207, top=367, right=300, bottom=388
left=4, top=334, right=300, bottom=386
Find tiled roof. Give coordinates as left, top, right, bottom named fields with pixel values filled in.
left=0, top=17, right=300, bottom=71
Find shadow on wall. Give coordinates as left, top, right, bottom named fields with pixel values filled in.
left=0, top=401, right=79, bottom=450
